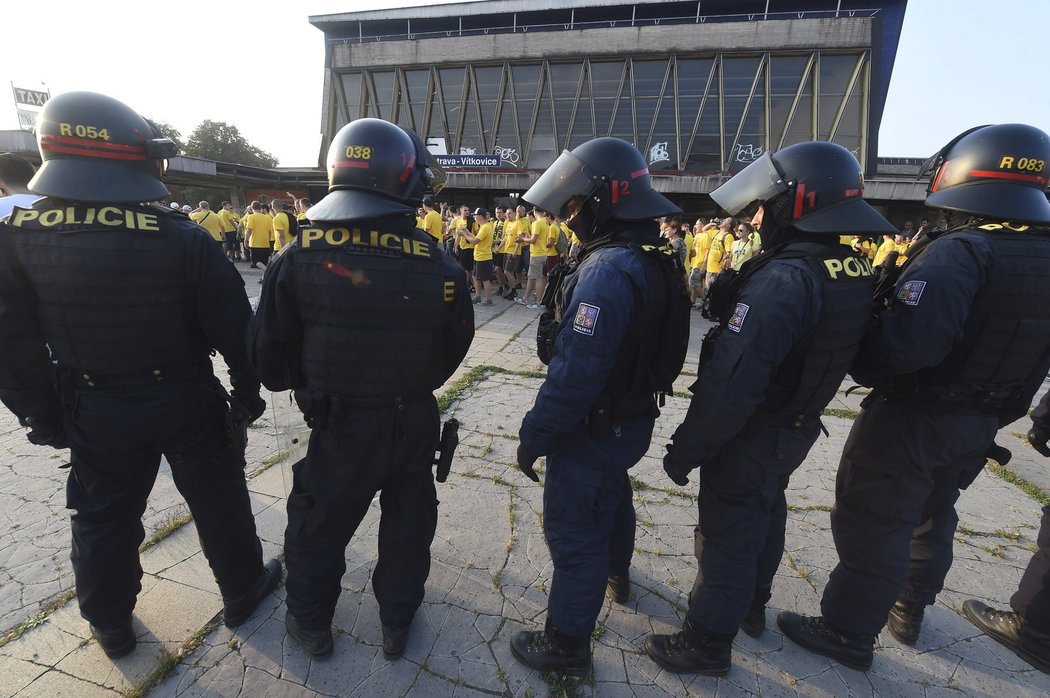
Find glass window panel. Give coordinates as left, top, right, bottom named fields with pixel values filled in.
left=340, top=73, right=363, bottom=121
left=512, top=64, right=542, bottom=154
left=633, top=59, right=666, bottom=149
left=768, top=55, right=809, bottom=145
left=549, top=62, right=583, bottom=149
left=676, top=58, right=714, bottom=163
left=531, top=67, right=556, bottom=166
left=404, top=70, right=430, bottom=133
left=783, top=64, right=814, bottom=147
left=818, top=54, right=857, bottom=140
left=493, top=67, right=521, bottom=167
left=567, top=64, right=594, bottom=150
left=438, top=67, right=466, bottom=147
left=726, top=62, right=766, bottom=173
left=474, top=65, right=502, bottom=148
left=460, top=75, right=482, bottom=154
left=832, top=77, right=863, bottom=165
left=371, top=70, right=396, bottom=121
left=687, top=104, right=722, bottom=174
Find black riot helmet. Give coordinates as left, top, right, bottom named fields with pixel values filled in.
left=921, top=124, right=1050, bottom=224
left=308, top=118, right=447, bottom=222
left=711, top=141, right=895, bottom=243
left=524, top=137, right=680, bottom=242
left=29, top=91, right=178, bottom=203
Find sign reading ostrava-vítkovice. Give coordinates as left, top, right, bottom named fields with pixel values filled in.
left=435, top=154, right=502, bottom=168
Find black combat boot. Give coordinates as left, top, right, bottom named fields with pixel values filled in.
left=886, top=598, right=925, bottom=646
left=223, top=558, right=282, bottom=628
left=90, top=617, right=136, bottom=660
left=285, top=610, right=334, bottom=659
left=644, top=617, right=732, bottom=675
left=962, top=600, right=1050, bottom=673
left=740, top=603, right=766, bottom=639
left=777, top=612, right=874, bottom=671
left=607, top=571, right=630, bottom=604
left=510, top=617, right=592, bottom=676
left=382, top=621, right=411, bottom=660
left=740, top=585, right=770, bottom=638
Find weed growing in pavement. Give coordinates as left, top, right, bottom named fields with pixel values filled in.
left=139, top=511, right=193, bottom=553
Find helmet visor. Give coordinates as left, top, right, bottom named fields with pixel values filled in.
left=524, top=150, right=605, bottom=218
left=423, top=148, right=447, bottom=196
left=710, top=152, right=788, bottom=215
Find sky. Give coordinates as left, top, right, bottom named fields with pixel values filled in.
left=1, top=0, right=1047, bottom=166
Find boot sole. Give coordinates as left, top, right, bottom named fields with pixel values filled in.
left=509, top=641, right=592, bottom=677
left=99, top=636, right=137, bottom=660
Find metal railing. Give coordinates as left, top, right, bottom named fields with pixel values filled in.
left=325, top=8, right=881, bottom=45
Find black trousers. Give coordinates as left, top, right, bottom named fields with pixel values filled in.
left=284, top=396, right=439, bottom=631
left=1013, top=504, right=1050, bottom=639
left=821, top=396, right=997, bottom=636
left=687, top=412, right=820, bottom=635
left=64, top=379, right=264, bottom=628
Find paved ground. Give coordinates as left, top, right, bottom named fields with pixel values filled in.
left=0, top=262, right=1048, bottom=697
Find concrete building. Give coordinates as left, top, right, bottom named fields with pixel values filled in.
left=310, top=0, right=923, bottom=216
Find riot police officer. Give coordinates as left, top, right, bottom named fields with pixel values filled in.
left=646, top=142, right=897, bottom=675
left=0, top=92, right=279, bottom=659
left=961, top=391, right=1050, bottom=674
left=779, top=124, right=1050, bottom=670
left=511, top=137, right=690, bottom=676
left=250, top=118, right=474, bottom=660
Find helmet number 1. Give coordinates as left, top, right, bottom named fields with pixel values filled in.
left=610, top=179, right=630, bottom=204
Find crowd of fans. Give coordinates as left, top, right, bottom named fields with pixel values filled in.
left=1, top=149, right=925, bottom=306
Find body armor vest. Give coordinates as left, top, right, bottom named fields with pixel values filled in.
left=555, top=239, right=689, bottom=427
left=755, top=242, right=876, bottom=419
left=907, top=230, right=1050, bottom=413
left=291, top=222, right=457, bottom=400
left=5, top=201, right=206, bottom=375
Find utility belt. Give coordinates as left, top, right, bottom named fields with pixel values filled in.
left=754, top=407, right=822, bottom=430
left=873, top=382, right=1024, bottom=416
left=61, top=361, right=214, bottom=390
left=300, top=388, right=435, bottom=447
left=583, top=392, right=658, bottom=438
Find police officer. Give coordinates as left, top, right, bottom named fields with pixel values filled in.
left=779, top=124, right=1050, bottom=670
left=645, top=142, right=896, bottom=675
left=249, top=118, right=474, bottom=660
left=511, top=137, right=690, bottom=676
left=960, top=391, right=1050, bottom=674
left=0, top=92, right=279, bottom=659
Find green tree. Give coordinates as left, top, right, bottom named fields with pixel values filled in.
left=146, top=118, right=184, bottom=153
left=183, top=120, right=278, bottom=168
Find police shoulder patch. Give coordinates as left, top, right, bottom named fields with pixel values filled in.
left=897, top=280, right=927, bottom=306
left=573, top=302, right=600, bottom=335
left=727, top=302, right=749, bottom=333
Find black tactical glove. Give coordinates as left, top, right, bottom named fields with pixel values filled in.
left=23, top=416, right=68, bottom=450
left=1027, top=425, right=1050, bottom=458
left=663, top=442, right=696, bottom=487
left=232, top=391, right=266, bottom=423
left=516, top=443, right=540, bottom=483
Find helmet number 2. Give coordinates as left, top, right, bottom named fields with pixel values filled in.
left=610, top=179, right=630, bottom=204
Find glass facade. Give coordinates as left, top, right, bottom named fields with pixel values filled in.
left=332, top=51, right=870, bottom=174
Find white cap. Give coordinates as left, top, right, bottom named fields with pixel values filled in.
left=170, top=202, right=180, bottom=209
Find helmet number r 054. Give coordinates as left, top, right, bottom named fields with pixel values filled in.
left=59, top=123, right=111, bottom=141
